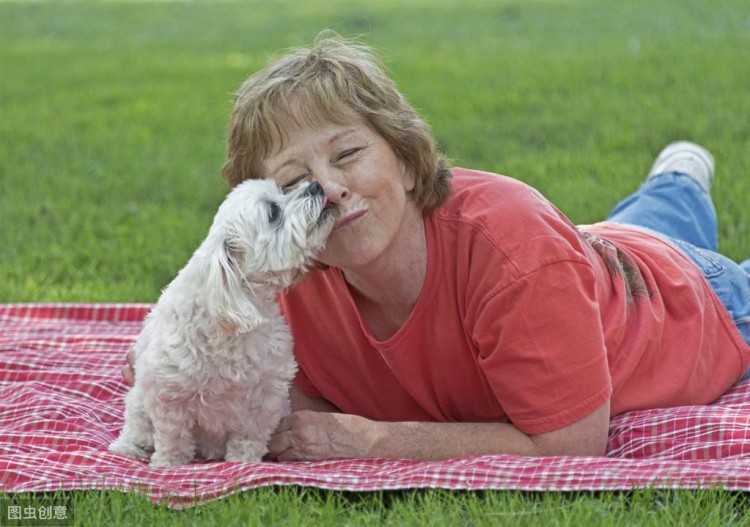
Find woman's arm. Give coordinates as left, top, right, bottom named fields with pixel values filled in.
left=268, top=399, right=610, bottom=461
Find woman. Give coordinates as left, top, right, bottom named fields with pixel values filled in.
left=125, top=34, right=750, bottom=461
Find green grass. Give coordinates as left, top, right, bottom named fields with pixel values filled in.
left=4, top=487, right=749, bottom=526
left=2, top=0, right=750, bottom=524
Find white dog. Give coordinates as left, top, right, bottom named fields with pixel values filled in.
left=110, top=179, right=335, bottom=466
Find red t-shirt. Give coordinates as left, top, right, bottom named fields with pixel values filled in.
left=280, top=168, right=750, bottom=434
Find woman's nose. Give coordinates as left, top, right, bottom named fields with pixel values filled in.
left=315, top=168, right=351, bottom=203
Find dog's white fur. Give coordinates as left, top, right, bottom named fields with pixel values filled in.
left=110, top=179, right=335, bottom=466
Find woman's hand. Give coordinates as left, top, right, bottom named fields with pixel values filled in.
left=267, top=411, right=376, bottom=461
left=121, top=348, right=136, bottom=385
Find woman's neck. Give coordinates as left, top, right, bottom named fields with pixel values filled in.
left=342, top=206, right=428, bottom=339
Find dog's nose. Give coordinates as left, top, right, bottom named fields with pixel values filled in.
left=304, top=182, right=324, bottom=197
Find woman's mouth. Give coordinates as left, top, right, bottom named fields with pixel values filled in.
left=335, top=210, right=366, bottom=230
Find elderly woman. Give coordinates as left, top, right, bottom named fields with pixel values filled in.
left=126, top=34, right=750, bottom=461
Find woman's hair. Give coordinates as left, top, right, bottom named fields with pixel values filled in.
left=221, top=31, right=451, bottom=212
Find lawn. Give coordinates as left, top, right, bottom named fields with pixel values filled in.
left=2, top=0, right=750, bottom=524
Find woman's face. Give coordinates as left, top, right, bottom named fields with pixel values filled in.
left=261, top=118, right=418, bottom=273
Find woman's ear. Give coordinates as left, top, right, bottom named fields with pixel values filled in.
left=399, top=158, right=416, bottom=193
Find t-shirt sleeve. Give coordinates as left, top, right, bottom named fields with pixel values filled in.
left=472, top=259, right=613, bottom=435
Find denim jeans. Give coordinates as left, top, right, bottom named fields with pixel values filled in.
left=606, top=172, right=750, bottom=380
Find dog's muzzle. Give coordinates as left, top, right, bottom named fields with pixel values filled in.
left=304, top=182, right=335, bottom=225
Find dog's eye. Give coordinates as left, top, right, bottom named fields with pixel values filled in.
left=266, top=202, right=281, bottom=224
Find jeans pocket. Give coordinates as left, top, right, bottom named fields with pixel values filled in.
left=671, top=238, right=725, bottom=279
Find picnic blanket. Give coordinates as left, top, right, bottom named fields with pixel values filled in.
left=1, top=303, right=749, bottom=507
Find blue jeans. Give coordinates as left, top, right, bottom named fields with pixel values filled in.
left=606, top=172, right=750, bottom=380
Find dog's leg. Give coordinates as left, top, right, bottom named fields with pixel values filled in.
left=224, top=391, right=288, bottom=463
left=224, top=434, right=268, bottom=463
left=195, top=426, right=227, bottom=461
left=109, top=388, right=155, bottom=459
left=149, top=403, right=196, bottom=467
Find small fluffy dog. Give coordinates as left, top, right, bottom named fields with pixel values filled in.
left=110, top=179, right=335, bottom=466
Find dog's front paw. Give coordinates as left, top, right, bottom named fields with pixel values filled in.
left=150, top=451, right=194, bottom=467
left=225, top=438, right=267, bottom=463
left=224, top=451, right=263, bottom=463
left=197, top=444, right=226, bottom=461
left=109, top=437, right=153, bottom=459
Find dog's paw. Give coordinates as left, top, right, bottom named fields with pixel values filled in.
left=224, top=451, right=263, bottom=463
left=109, top=438, right=153, bottom=459
left=225, top=438, right=267, bottom=463
left=225, top=451, right=263, bottom=463
left=197, top=444, right=226, bottom=461
left=149, top=451, right=193, bottom=467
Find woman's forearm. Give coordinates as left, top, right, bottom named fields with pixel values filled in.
left=269, top=401, right=609, bottom=461
left=286, top=387, right=545, bottom=458
left=368, top=420, right=544, bottom=459
left=367, top=401, right=610, bottom=459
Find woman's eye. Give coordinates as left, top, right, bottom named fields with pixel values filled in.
left=281, top=173, right=309, bottom=192
left=335, top=148, right=361, bottom=162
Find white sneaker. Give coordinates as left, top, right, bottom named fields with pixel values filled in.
left=647, top=141, right=715, bottom=193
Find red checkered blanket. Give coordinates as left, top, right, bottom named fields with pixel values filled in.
left=1, top=304, right=749, bottom=507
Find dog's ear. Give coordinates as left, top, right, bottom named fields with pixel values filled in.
left=204, top=238, right=267, bottom=334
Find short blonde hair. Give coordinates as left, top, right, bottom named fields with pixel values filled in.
left=221, top=32, right=451, bottom=212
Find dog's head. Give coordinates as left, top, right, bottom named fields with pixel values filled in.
left=203, top=179, right=336, bottom=333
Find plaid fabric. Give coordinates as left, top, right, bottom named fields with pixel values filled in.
left=1, top=303, right=749, bottom=507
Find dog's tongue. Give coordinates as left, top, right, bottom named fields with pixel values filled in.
left=321, top=197, right=338, bottom=218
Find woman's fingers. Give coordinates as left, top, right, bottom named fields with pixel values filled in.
left=121, top=365, right=135, bottom=385
left=121, top=348, right=136, bottom=385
